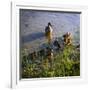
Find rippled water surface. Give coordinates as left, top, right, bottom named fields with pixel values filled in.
left=20, top=9, right=80, bottom=51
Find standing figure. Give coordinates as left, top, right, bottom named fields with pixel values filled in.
left=45, top=22, right=53, bottom=44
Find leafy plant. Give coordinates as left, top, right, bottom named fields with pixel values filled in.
left=21, top=44, right=80, bottom=78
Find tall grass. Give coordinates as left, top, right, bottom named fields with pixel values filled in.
left=21, top=45, right=80, bottom=78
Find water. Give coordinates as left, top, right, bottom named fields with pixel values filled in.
left=20, top=9, right=80, bottom=51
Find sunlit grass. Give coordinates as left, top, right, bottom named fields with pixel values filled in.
left=21, top=44, right=80, bottom=78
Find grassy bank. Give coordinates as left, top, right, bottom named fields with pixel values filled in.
left=21, top=45, right=80, bottom=78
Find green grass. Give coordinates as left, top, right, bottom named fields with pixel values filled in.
left=21, top=45, right=80, bottom=78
